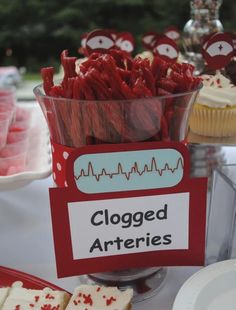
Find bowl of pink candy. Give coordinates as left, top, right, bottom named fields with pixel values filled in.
left=0, top=89, right=51, bottom=190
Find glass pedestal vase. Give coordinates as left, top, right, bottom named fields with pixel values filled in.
left=34, top=82, right=201, bottom=303
left=78, top=267, right=167, bottom=303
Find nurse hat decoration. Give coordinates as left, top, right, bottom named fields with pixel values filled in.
left=85, top=29, right=135, bottom=55
left=202, top=32, right=234, bottom=70
left=164, top=26, right=180, bottom=41
left=153, top=36, right=179, bottom=63
left=141, top=32, right=165, bottom=51
left=85, top=29, right=115, bottom=55
left=115, top=32, right=135, bottom=54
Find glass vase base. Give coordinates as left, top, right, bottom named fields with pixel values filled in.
left=78, top=267, right=167, bottom=303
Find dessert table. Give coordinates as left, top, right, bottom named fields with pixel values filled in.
left=1, top=146, right=236, bottom=309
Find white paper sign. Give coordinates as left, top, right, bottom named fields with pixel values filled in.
left=68, top=192, right=189, bottom=259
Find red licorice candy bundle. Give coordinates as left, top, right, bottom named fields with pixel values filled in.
left=41, top=49, right=201, bottom=146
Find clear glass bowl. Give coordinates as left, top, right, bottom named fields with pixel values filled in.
left=34, top=84, right=201, bottom=147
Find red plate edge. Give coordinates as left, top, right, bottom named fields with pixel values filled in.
left=0, top=266, right=71, bottom=294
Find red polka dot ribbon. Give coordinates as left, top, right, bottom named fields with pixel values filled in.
left=51, top=140, right=75, bottom=187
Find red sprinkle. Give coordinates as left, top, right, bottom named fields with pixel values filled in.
left=34, top=296, right=40, bottom=302
left=40, top=305, right=59, bottom=310
left=29, top=304, right=34, bottom=307
left=45, top=294, right=55, bottom=300
left=96, top=287, right=101, bottom=292
left=106, top=296, right=117, bottom=305
left=15, top=305, right=20, bottom=310
left=82, top=294, right=93, bottom=305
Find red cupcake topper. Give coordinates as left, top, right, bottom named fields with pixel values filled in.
left=164, top=26, right=180, bottom=41
left=115, top=32, right=135, bottom=53
left=153, top=36, right=179, bottom=63
left=202, top=32, right=234, bottom=70
left=85, top=29, right=115, bottom=55
left=150, top=33, right=166, bottom=49
left=202, top=32, right=216, bottom=51
left=142, top=32, right=159, bottom=51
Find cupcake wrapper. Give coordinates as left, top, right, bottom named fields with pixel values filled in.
left=189, top=106, right=236, bottom=137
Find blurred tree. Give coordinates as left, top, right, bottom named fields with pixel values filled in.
left=0, top=0, right=234, bottom=71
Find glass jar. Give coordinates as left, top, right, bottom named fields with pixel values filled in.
left=183, top=0, right=224, bottom=74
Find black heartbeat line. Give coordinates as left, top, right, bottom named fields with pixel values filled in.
left=74, top=157, right=184, bottom=182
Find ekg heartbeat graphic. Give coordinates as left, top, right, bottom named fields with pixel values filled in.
left=74, top=157, right=184, bottom=182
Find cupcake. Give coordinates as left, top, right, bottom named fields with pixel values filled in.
left=189, top=72, right=236, bottom=137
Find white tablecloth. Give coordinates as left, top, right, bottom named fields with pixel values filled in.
left=0, top=146, right=236, bottom=309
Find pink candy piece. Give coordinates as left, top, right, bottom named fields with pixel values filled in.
left=11, top=107, right=32, bottom=130
left=0, top=92, right=15, bottom=109
left=7, top=129, right=29, bottom=144
left=0, top=103, right=31, bottom=175
left=6, top=165, right=25, bottom=175
left=15, top=107, right=31, bottom=122
left=0, top=153, right=26, bottom=176
left=0, top=140, right=28, bottom=158
left=11, top=120, right=30, bottom=131
left=0, top=95, right=16, bottom=150
left=0, top=118, right=11, bottom=149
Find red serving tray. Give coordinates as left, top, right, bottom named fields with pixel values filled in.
left=0, top=266, right=70, bottom=292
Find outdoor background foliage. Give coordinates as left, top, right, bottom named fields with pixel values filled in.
left=0, top=0, right=235, bottom=72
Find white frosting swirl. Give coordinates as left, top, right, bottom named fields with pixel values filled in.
left=199, top=72, right=236, bottom=108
